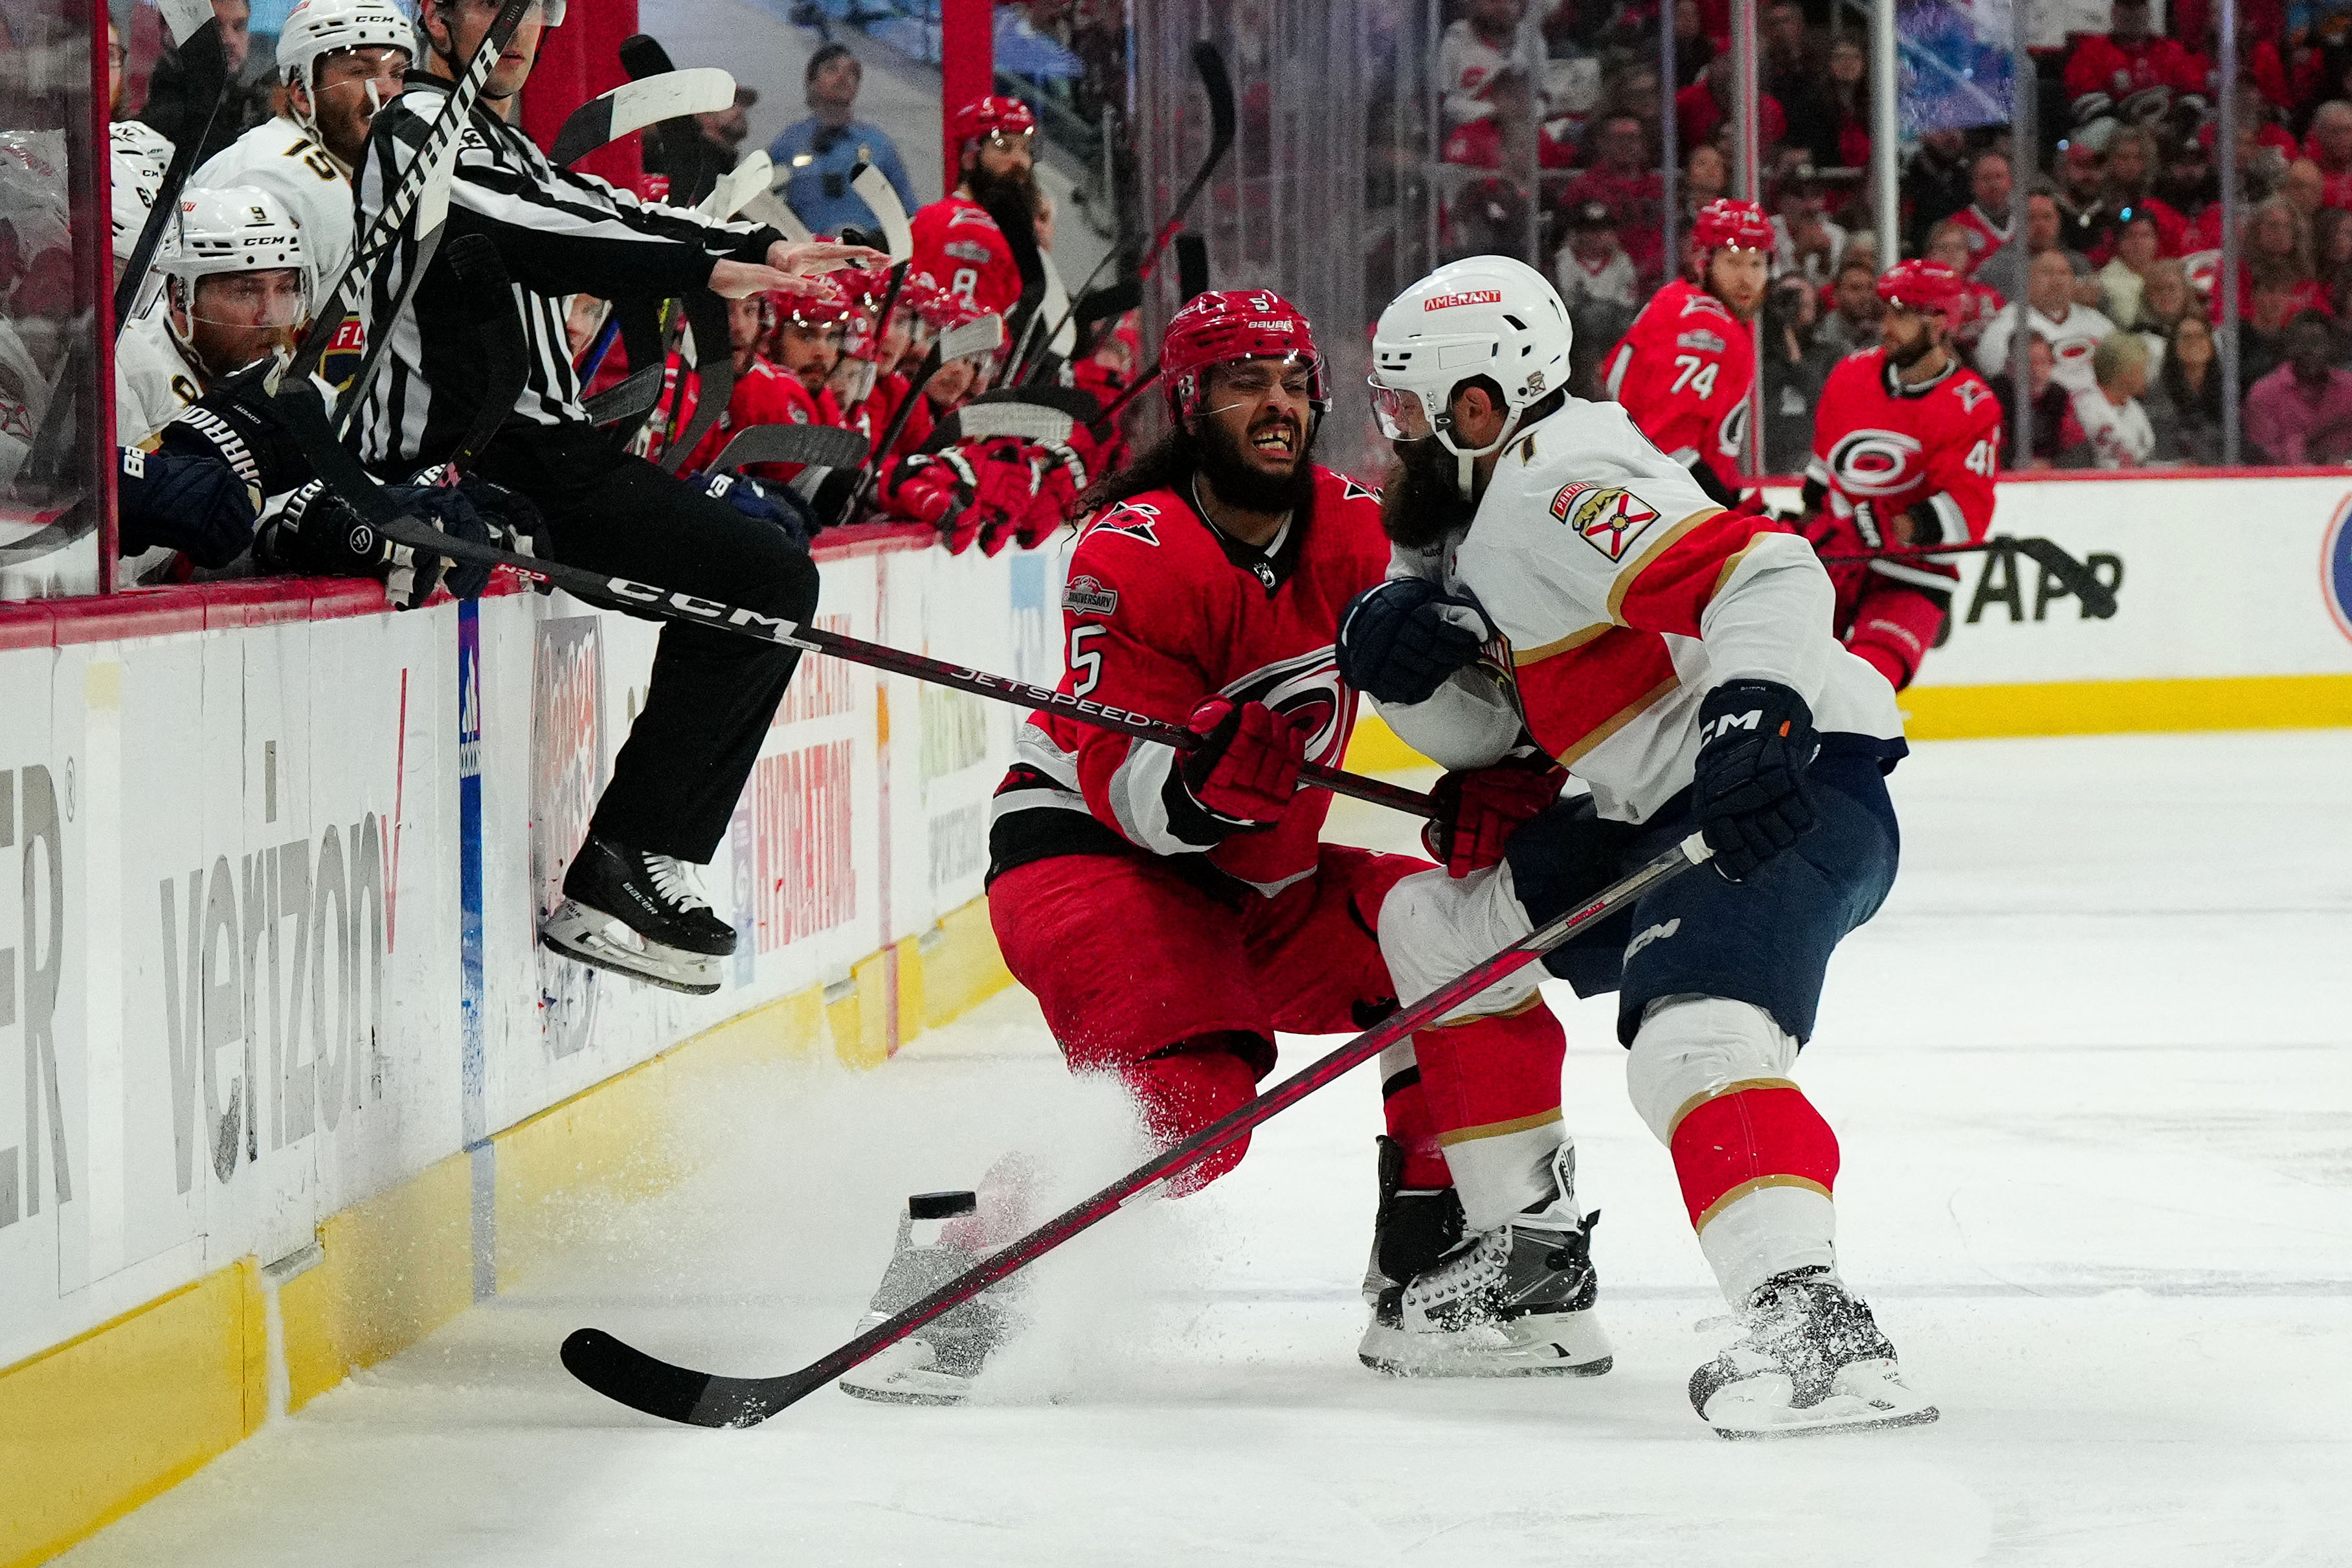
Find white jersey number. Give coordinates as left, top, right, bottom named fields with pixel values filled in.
left=1068, top=625, right=1105, bottom=698
left=1963, top=436, right=1998, bottom=476
left=1672, top=355, right=1719, bottom=399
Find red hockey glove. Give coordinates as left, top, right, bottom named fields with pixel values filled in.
left=959, top=437, right=1046, bottom=557
left=1797, top=506, right=1874, bottom=617
left=1178, top=697, right=1305, bottom=829
left=1422, top=759, right=1568, bottom=877
left=879, top=449, right=974, bottom=529
left=1014, top=441, right=1088, bottom=550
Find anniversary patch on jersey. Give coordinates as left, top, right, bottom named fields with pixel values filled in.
left=1676, top=330, right=1727, bottom=353
left=945, top=240, right=992, bottom=263
left=1062, top=574, right=1118, bottom=616
left=1090, top=501, right=1161, bottom=544
left=1550, top=482, right=1661, bottom=561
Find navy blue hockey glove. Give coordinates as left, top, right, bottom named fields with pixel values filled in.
left=695, top=470, right=817, bottom=550
left=259, top=480, right=502, bottom=608
left=1690, top=680, right=1819, bottom=882
left=164, top=371, right=317, bottom=500
left=1336, top=578, right=1494, bottom=706
left=115, top=443, right=262, bottom=568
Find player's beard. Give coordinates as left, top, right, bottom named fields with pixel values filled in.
left=1379, top=436, right=1477, bottom=550
left=965, top=161, right=1036, bottom=222
left=1193, top=412, right=1316, bottom=516
left=1886, top=322, right=1938, bottom=370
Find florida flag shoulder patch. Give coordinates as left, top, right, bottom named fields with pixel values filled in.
left=1549, top=482, right=1661, bottom=562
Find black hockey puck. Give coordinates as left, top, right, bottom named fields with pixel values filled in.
left=908, top=1190, right=978, bottom=1220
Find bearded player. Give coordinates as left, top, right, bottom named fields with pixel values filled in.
left=835, top=290, right=1604, bottom=1406
left=1341, top=253, right=1934, bottom=1439
left=1800, top=259, right=2002, bottom=690
left=1602, top=197, right=1771, bottom=510
left=910, top=95, right=1035, bottom=318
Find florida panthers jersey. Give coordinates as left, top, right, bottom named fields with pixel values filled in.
left=1604, top=279, right=1756, bottom=494
left=910, top=194, right=1025, bottom=319
left=1806, top=348, right=2002, bottom=592
left=989, top=466, right=1390, bottom=896
left=1383, top=399, right=1903, bottom=825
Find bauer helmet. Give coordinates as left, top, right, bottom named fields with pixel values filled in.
left=1369, top=254, right=1572, bottom=490
left=949, top=95, right=1037, bottom=153
left=280, top=0, right=412, bottom=138
left=155, top=186, right=311, bottom=357
left=1876, top=257, right=1966, bottom=319
left=1160, top=288, right=1327, bottom=425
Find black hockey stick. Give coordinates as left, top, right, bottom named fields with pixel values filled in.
left=1174, top=232, right=1211, bottom=302
left=1817, top=535, right=2117, bottom=618
left=559, top=831, right=1708, bottom=1427
left=708, top=422, right=869, bottom=472
left=657, top=290, right=736, bottom=474
left=297, top=0, right=535, bottom=407
left=851, top=311, right=1007, bottom=504
left=583, top=362, right=666, bottom=427
left=551, top=69, right=737, bottom=168
left=443, top=236, right=526, bottom=472
left=112, top=0, right=227, bottom=337
left=1030, top=43, right=1236, bottom=363
left=573, top=36, right=683, bottom=381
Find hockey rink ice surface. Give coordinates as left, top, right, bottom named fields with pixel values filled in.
left=60, top=730, right=2352, bottom=1567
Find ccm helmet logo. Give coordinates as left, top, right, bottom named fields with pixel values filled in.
left=1423, top=289, right=1502, bottom=311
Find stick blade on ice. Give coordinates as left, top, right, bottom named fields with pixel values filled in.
left=561, top=1328, right=814, bottom=1428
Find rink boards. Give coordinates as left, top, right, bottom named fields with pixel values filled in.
left=0, top=530, right=1068, bottom=1567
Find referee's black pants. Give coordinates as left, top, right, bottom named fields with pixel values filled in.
left=479, top=425, right=821, bottom=865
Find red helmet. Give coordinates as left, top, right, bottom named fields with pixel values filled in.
left=950, top=95, right=1037, bottom=153
left=767, top=289, right=856, bottom=331
left=1691, top=197, right=1773, bottom=256
left=1876, top=258, right=1966, bottom=319
left=1160, top=288, right=1327, bottom=423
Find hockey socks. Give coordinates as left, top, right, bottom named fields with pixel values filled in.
left=1409, top=1002, right=1569, bottom=1231
left=1377, top=1040, right=1450, bottom=1189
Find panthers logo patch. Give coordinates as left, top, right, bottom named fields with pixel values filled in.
left=1550, top=483, right=1661, bottom=561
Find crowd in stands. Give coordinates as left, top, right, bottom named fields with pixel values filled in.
left=1432, top=0, right=2352, bottom=469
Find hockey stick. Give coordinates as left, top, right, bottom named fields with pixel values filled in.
left=328, top=498, right=1433, bottom=816
left=443, top=235, right=526, bottom=471
left=111, top=0, right=225, bottom=337
left=559, top=831, right=1708, bottom=1426
left=1031, top=43, right=1237, bottom=364
left=658, top=289, right=736, bottom=474
left=572, top=35, right=687, bottom=382
left=583, top=362, right=665, bottom=426
left=848, top=162, right=915, bottom=260
left=1816, top=535, right=2117, bottom=618
left=708, top=421, right=869, bottom=472
left=697, top=151, right=776, bottom=221
left=552, top=69, right=738, bottom=168
left=853, top=311, right=1007, bottom=495
left=295, top=0, right=535, bottom=408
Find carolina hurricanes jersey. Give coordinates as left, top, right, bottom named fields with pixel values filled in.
left=910, top=194, right=1025, bottom=319
left=2061, top=385, right=2154, bottom=468
left=840, top=369, right=932, bottom=460
left=1806, top=348, right=2002, bottom=593
left=1383, top=399, right=1903, bottom=825
left=988, top=466, right=1390, bottom=897
left=2063, top=34, right=2204, bottom=122
left=650, top=353, right=836, bottom=480
left=1604, top=280, right=1755, bottom=494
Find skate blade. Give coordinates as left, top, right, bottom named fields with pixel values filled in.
left=541, top=902, right=722, bottom=996
left=837, top=1341, right=977, bottom=1407
left=1360, top=1310, right=1614, bottom=1379
left=1702, top=1360, right=1940, bottom=1440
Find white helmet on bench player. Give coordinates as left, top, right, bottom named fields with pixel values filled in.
left=1370, top=254, right=1573, bottom=493
left=278, top=0, right=413, bottom=142
left=155, top=186, right=311, bottom=368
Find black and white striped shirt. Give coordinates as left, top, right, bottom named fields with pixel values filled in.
left=351, top=73, right=778, bottom=471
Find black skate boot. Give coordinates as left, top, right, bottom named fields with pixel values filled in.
left=837, top=1191, right=1016, bottom=1406
left=541, top=834, right=735, bottom=995
left=1357, top=1136, right=1466, bottom=1371
left=1688, top=1265, right=1938, bottom=1439
left=1370, top=1143, right=1612, bottom=1377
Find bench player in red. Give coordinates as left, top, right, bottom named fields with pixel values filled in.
left=910, top=95, right=1034, bottom=318
left=1798, top=258, right=2003, bottom=690
left=835, top=289, right=1604, bottom=1404
left=1602, top=197, right=1771, bottom=509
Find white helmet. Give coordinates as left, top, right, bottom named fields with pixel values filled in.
left=1369, top=254, right=1573, bottom=491
left=156, top=186, right=311, bottom=355
left=278, top=0, right=412, bottom=139
left=110, top=121, right=174, bottom=266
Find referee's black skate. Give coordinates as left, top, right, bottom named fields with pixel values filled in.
left=1689, top=1266, right=1938, bottom=1439
left=539, top=834, right=735, bottom=996
left=1363, top=1143, right=1612, bottom=1378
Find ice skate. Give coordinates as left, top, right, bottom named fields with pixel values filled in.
left=1688, top=1265, right=1938, bottom=1439
left=838, top=1191, right=1018, bottom=1406
left=1361, top=1143, right=1612, bottom=1378
left=540, top=834, right=734, bottom=996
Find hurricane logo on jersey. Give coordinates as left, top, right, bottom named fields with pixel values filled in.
left=1090, top=502, right=1161, bottom=545
left=1826, top=427, right=1925, bottom=498
left=1716, top=397, right=1753, bottom=462
left=1220, top=647, right=1350, bottom=765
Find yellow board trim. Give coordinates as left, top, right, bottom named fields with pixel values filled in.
left=0, top=895, right=1016, bottom=1567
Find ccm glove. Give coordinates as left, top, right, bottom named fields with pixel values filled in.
left=1690, top=679, right=1819, bottom=881
left=1336, top=578, right=1494, bottom=706
left=1424, top=755, right=1568, bottom=878
left=1177, top=697, right=1305, bottom=832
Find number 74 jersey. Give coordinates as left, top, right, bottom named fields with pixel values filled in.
left=1806, top=348, right=2003, bottom=548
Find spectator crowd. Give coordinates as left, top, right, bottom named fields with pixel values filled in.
left=1429, top=0, right=2352, bottom=470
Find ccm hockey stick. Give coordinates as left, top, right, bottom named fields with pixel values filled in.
left=1815, top=535, right=2117, bottom=618
left=559, top=832, right=1710, bottom=1427
left=112, top=0, right=225, bottom=336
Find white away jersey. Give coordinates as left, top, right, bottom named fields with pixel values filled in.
left=1381, top=398, right=1903, bottom=823
left=196, top=115, right=359, bottom=291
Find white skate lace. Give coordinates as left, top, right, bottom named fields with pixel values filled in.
left=1400, top=1226, right=1512, bottom=1312
left=644, top=853, right=713, bottom=914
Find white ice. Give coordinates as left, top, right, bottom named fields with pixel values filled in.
left=59, top=731, right=2352, bottom=1567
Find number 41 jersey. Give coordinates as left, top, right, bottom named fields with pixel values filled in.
left=1806, top=348, right=2003, bottom=564
left=987, top=467, right=1391, bottom=897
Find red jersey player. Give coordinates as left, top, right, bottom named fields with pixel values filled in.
left=1799, top=258, right=2003, bottom=691
left=1602, top=197, right=1771, bottom=508
left=649, top=291, right=841, bottom=484
left=910, top=96, right=1033, bottom=319
left=835, top=290, right=1599, bottom=1404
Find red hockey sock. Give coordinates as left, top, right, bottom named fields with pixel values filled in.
left=1117, top=1040, right=1261, bottom=1194
left=1668, top=1084, right=1841, bottom=1230
left=1410, top=1003, right=1567, bottom=1148
left=1381, top=1059, right=1450, bottom=1189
